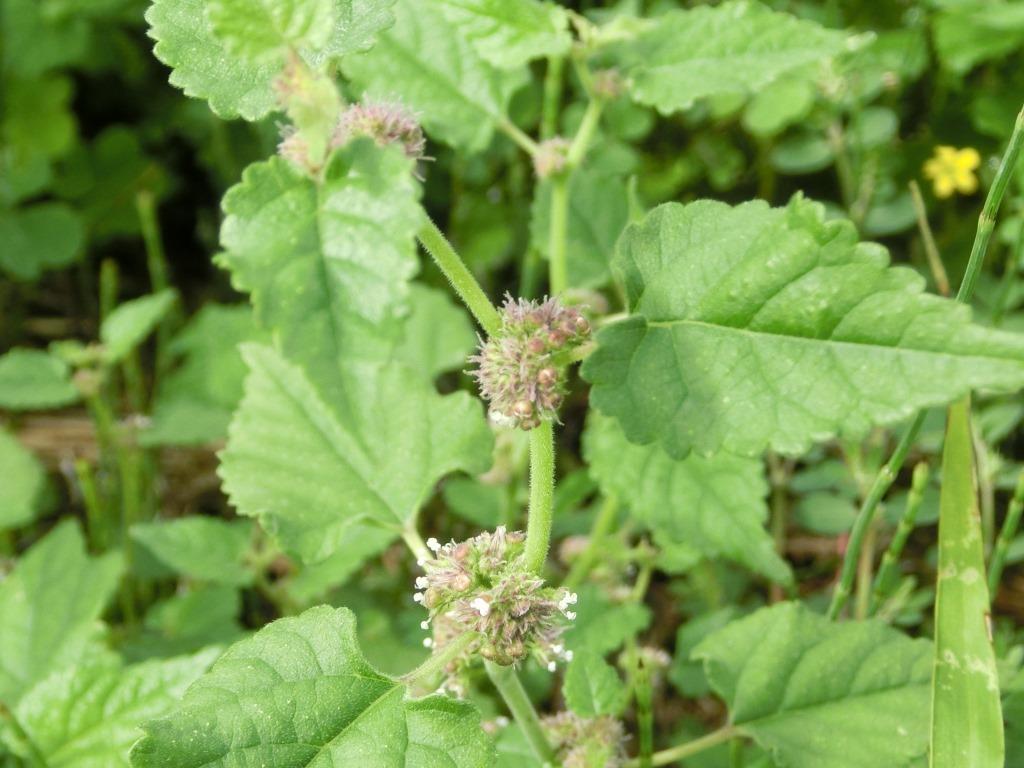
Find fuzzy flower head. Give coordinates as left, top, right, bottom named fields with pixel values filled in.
left=414, top=527, right=576, bottom=673
left=333, top=100, right=426, bottom=160
left=542, top=712, right=628, bottom=768
left=533, top=137, right=570, bottom=178
left=470, top=295, right=591, bottom=430
left=924, top=145, right=981, bottom=198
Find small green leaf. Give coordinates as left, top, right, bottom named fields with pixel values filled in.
left=100, top=290, right=177, bottom=364
left=583, top=196, right=1024, bottom=458
left=10, top=648, right=219, bottom=767
left=584, top=413, right=790, bottom=584
left=931, top=397, right=1004, bottom=767
left=206, top=0, right=335, bottom=59
left=219, top=344, right=492, bottom=562
left=0, top=202, right=83, bottom=281
left=562, top=585, right=651, bottom=656
left=0, top=430, right=47, bottom=531
left=0, top=348, right=79, bottom=410
left=146, top=0, right=279, bottom=120
left=563, top=650, right=627, bottom=717
left=342, top=0, right=526, bottom=151
left=433, top=0, right=570, bottom=69
left=695, top=602, right=931, bottom=768
left=131, top=518, right=255, bottom=587
left=616, top=1, right=848, bottom=114
left=0, top=521, right=123, bottom=705
left=126, top=585, right=245, bottom=660
left=395, top=284, right=477, bottom=379
left=933, top=2, right=1024, bottom=75
left=129, top=606, right=494, bottom=767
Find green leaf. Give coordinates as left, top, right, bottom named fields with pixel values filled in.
left=219, top=343, right=492, bottom=562
left=933, top=2, right=1024, bottom=76
left=206, top=0, right=335, bottom=59
left=584, top=413, right=790, bottom=584
left=0, top=348, right=79, bottom=410
left=931, top=397, right=1003, bottom=767
left=433, top=0, right=569, bottom=69
left=582, top=196, right=1024, bottom=458
left=694, top=602, right=931, bottom=768
left=143, top=304, right=260, bottom=447
left=616, top=1, right=848, bottom=115
left=129, top=606, right=494, bottom=767
left=125, top=585, right=245, bottom=661
left=217, top=143, right=421, bottom=413
left=146, top=0, right=279, bottom=120
left=342, top=0, right=526, bottom=151
left=100, top=290, right=177, bottom=364
left=131, top=518, right=255, bottom=587
left=305, top=0, right=397, bottom=63
left=9, top=649, right=219, bottom=768
left=395, top=284, right=477, bottom=379
left=0, top=430, right=46, bottom=531
left=0, top=203, right=84, bottom=281
left=562, top=585, right=651, bottom=656
left=0, top=521, right=123, bottom=705
left=2, top=75, right=77, bottom=161
left=563, top=650, right=627, bottom=717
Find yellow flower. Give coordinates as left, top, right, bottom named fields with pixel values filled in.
left=923, top=145, right=981, bottom=198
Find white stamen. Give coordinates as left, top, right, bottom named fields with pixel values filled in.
left=420, top=620, right=430, bottom=630
left=417, top=558, right=426, bottom=567
left=565, top=611, right=576, bottom=620
left=547, top=661, right=557, bottom=672
left=495, top=716, right=510, bottom=727
left=423, top=637, right=434, bottom=648
left=413, top=592, right=424, bottom=603
left=551, top=644, right=563, bottom=654
left=470, top=597, right=491, bottom=616
left=564, top=650, right=574, bottom=661
left=426, top=537, right=441, bottom=552
left=415, top=576, right=429, bottom=589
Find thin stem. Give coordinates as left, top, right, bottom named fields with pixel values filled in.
left=988, top=467, right=1024, bottom=599
left=626, top=725, right=739, bottom=768
left=992, top=208, right=1024, bottom=326
left=871, top=462, right=928, bottom=615
left=548, top=175, right=570, bottom=295
left=401, top=525, right=430, bottom=563
left=136, top=190, right=175, bottom=377
left=564, top=494, right=619, bottom=589
left=827, top=121, right=856, bottom=212
left=634, top=656, right=654, bottom=768
left=523, top=421, right=555, bottom=573
left=485, top=661, right=556, bottom=764
left=566, top=98, right=603, bottom=170
left=541, top=56, right=565, bottom=140
left=74, top=459, right=105, bottom=550
left=402, top=632, right=480, bottom=688
left=828, top=103, right=1024, bottom=620
left=854, top=519, right=877, bottom=620
left=497, top=116, right=540, bottom=157
left=909, top=180, right=950, bottom=296
left=417, top=214, right=502, bottom=337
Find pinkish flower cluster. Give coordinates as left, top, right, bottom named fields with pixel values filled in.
left=542, top=712, right=628, bottom=768
left=414, top=527, right=576, bottom=676
left=533, top=137, right=570, bottom=178
left=333, top=100, right=426, bottom=160
left=469, top=295, right=590, bottom=430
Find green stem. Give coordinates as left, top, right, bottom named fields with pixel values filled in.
left=523, top=421, right=555, bottom=573
left=485, top=661, right=556, bottom=764
left=135, top=190, right=175, bottom=376
left=417, top=214, right=502, bottom=337
left=403, top=632, right=480, bottom=688
left=563, top=494, right=618, bottom=589
left=828, top=103, right=1024, bottom=620
left=871, top=462, right=928, bottom=615
left=854, top=519, right=877, bottom=620
left=992, top=205, right=1024, bottom=326
left=988, top=467, right=1024, bottom=599
left=497, top=116, right=540, bottom=157
left=626, top=725, right=739, bottom=768
left=74, top=459, right=105, bottom=550
left=401, top=525, right=430, bottom=563
left=767, top=454, right=789, bottom=602
left=634, top=656, right=654, bottom=768
left=909, top=180, right=950, bottom=296
left=566, top=98, right=603, bottom=170
left=548, top=175, right=570, bottom=295
left=541, top=56, right=565, bottom=140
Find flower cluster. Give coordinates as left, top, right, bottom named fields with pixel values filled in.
left=414, top=527, right=576, bottom=675
left=470, top=295, right=591, bottom=430
left=542, top=712, right=628, bottom=768
left=333, top=100, right=426, bottom=161
left=923, top=145, right=981, bottom=198
left=533, top=137, right=570, bottom=178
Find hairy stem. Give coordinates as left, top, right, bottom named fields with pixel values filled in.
left=566, top=98, right=603, bottom=170
left=524, top=420, right=556, bottom=573
left=485, top=661, right=556, bottom=764
left=871, top=462, right=928, bottom=615
left=402, top=632, right=479, bottom=688
left=417, top=214, right=502, bottom=337
left=541, top=56, right=564, bottom=140
left=401, top=525, right=430, bottom=563
left=634, top=655, right=654, bottom=768
left=829, top=103, right=1024, bottom=620
left=989, top=467, right=1024, bottom=600
left=626, top=725, right=739, bottom=768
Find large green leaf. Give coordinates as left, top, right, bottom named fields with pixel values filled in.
left=0, top=348, right=79, bottom=411
left=342, top=0, right=526, bottom=151
left=206, top=0, right=335, bottom=60
left=130, top=606, right=494, bottom=767
left=931, top=397, right=1003, bottom=767
left=131, top=518, right=255, bottom=587
left=584, top=413, right=790, bottom=584
left=433, top=0, right=569, bottom=69
left=0, top=521, right=122, bottom=705
left=305, top=0, right=397, bottom=63
left=694, top=602, right=931, bottom=768
left=217, top=142, right=421, bottom=415
left=0, top=430, right=46, bottom=531
left=582, top=196, right=1024, bottom=458
left=616, top=1, right=848, bottom=114
left=219, top=343, right=492, bottom=562
left=146, top=0, right=279, bottom=120
left=9, top=649, right=219, bottom=768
